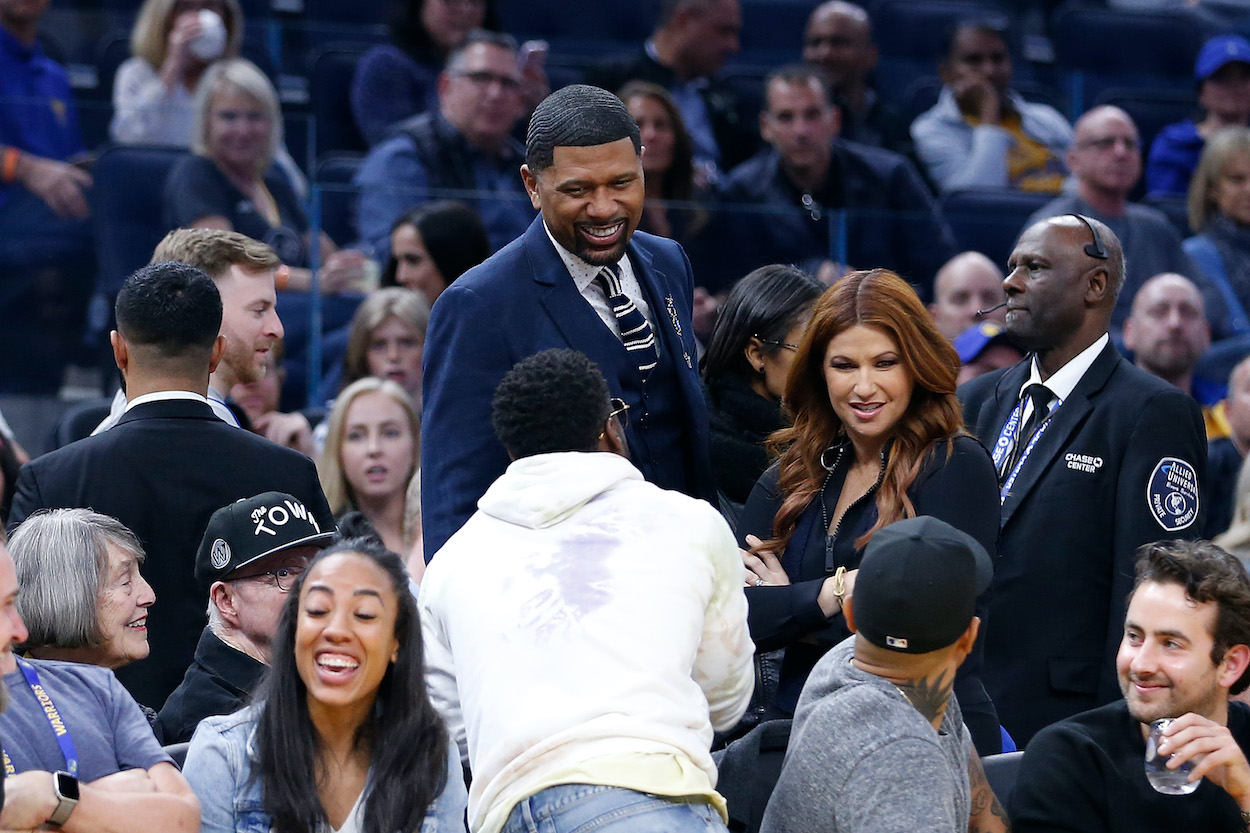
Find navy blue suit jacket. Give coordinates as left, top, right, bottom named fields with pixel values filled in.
left=420, top=217, right=716, bottom=558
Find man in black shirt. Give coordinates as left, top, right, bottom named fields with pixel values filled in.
left=1011, top=539, right=1250, bottom=832
left=719, top=65, right=954, bottom=298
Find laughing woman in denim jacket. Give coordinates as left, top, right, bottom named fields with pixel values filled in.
left=183, top=539, right=467, bottom=833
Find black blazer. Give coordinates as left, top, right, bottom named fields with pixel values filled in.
left=9, top=398, right=334, bottom=708
left=959, top=342, right=1207, bottom=745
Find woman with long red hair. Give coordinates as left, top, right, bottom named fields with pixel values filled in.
left=737, top=268, right=1003, bottom=753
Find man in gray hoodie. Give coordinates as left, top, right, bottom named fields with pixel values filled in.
left=759, top=516, right=1008, bottom=833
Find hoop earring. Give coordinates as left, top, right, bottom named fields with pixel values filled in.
left=819, top=444, right=839, bottom=472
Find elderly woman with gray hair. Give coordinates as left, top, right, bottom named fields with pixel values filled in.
left=8, top=509, right=155, bottom=673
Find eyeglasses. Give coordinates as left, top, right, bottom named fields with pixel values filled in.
left=755, top=336, right=800, bottom=352
left=600, top=397, right=630, bottom=440
left=230, top=565, right=306, bottom=592
left=1076, top=135, right=1139, bottom=152
left=607, top=397, right=630, bottom=430
left=449, top=70, right=521, bottom=91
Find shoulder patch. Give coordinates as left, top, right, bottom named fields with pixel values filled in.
left=1146, top=457, right=1200, bottom=532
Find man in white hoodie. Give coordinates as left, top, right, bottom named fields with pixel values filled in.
left=419, top=348, right=754, bottom=833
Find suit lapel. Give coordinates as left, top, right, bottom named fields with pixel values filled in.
left=630, top=239, right=693, bottom=372
left=523, top=219, right=633, bottom=374
left=976, top=360, right=1030, bottom=451
left=999, top=342, right=1120, bottom=526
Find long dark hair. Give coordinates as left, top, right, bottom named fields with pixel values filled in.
left=254, top=538, right=448, bottom=833
left=701, top=264, right=823, bottom=387
left=764, top=269, right=965, bottom=553
left=618, top=80, right=696, bottom=202
left=380, top=201, right=491, bottom=290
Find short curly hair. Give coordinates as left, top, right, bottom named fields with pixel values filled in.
left=491, top=349, right=612, bottom=459
left=1133, top=539, right=1250, bottom=695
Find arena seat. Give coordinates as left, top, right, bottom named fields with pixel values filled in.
left=308, top=45, right=370, bottom=157
left=940, top=188, right=1053, bottom=270
left=715, top=719, right=792, bottom=833
left=1145, top=194, right=1191, bottom=239
left=733, top=0, right=816, bottom=68
left=302, top=0, right=388, bottom=25
left=982, top=750, right=1024, bottom=808
left=90, top=144, right=189, bottom=301
left=49, top=397, right=114, bottom=450
left=161, top=742, right=190, bottom=770
left=313, top=152, right=364, bottom=248
left=495, top=0, right=654, bottom=60
left=1052, top=4, right=1204, bottom=114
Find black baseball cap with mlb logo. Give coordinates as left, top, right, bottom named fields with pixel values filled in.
left=195, top=491, right=337, bottom=587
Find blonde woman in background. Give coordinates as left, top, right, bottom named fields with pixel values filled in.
left=319, top=379, right=422, bottom=572
left=340, top=287, right=430, bottom=410
left=112, top=0, right=309, bottom=194
left=163, top=59, right=368, bottom=290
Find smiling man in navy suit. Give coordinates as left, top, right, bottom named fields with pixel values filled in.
left=420, top=84, right=716, bottom=559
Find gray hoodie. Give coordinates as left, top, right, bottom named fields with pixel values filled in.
left=759, top=637, right=972, bottom=833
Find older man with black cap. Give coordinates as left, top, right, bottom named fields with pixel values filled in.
left=156, top=492, right=336, bottom=743
left=759, top=516, right=1008, bottom=833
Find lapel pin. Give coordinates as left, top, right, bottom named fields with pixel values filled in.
left=665, top=295, right=682, bottom=336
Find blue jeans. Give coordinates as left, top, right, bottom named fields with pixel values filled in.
left=501, top=785, right=728, bottom=833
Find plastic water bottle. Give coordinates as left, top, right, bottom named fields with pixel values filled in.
left=1145, top=718, right=1199, bottom=795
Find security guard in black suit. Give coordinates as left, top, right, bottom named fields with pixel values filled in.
left=960, top=215, right=1207, bottom=746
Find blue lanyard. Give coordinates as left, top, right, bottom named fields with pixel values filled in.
left=991, top=398, right=1055, bottom=503
left=2, top=658, right=79, bottom=778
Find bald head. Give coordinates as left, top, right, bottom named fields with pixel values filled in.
left=1123, top=273, right=1210, bottom=389
left=803, top=1, right=876, bottom=93
left=810, top=0, right=870, bottom=27
left=929, top=251, right=1005, bottom=339
left=1068, top=105, right=1141, bottom=203
left=1057, top=214, right=1125, bottom=301
left=1004, top=216, right=1124, bottom=370
left=1129, top=273, right=1205, bottom=319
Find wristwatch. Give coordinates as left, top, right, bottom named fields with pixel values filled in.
left=47, top=770, right=78, bottom=827
left=1241, top=808, right=1250, bottom=832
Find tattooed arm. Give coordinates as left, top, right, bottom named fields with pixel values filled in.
left=969, top=749, right=1011, bottom=833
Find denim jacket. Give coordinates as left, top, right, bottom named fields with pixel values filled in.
left=184, top=706, right=468, bottom=833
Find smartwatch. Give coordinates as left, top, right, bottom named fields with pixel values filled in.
left=47, top=771, right=78, bottom=827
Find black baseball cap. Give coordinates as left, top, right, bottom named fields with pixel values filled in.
left=195, top=492, right=336, bottom=587
left=852, top=516, right=992, bottom=654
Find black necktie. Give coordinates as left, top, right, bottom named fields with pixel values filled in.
left=595, top=264, right=658, bottom=376
left=1004, top=383, right=1053, bottom=479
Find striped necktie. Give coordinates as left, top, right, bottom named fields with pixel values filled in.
left=595, top=264, right=658, bottom=375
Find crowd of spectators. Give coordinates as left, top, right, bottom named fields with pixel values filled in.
left=13, top=1, right=1250, bottom=832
